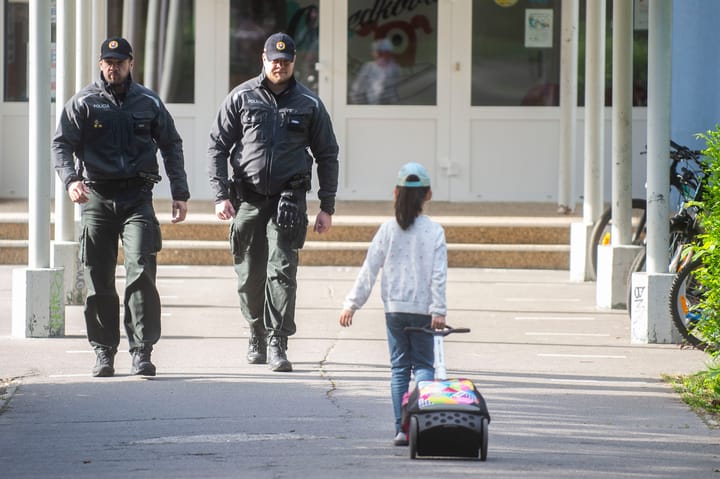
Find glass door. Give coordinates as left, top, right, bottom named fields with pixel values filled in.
left=335, top=0, right=446, bottom=201
left=228, top=0, right=320, bottom=94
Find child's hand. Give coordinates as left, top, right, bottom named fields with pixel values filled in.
left=339, top=309, right=355, bottom=327
left=431, top=315, right=446, bottom=329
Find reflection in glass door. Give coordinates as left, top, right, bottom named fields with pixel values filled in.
left=346, top=0, right=437, bottom=106
left=229, top=0, right=320, bottom=93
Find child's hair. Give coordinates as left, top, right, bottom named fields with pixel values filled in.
left=395, top=174, right=430, bottom=230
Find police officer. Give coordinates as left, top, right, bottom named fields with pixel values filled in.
left=208, top=32, right=339, bottom=372
left=53, top=37, right=190, bottom=378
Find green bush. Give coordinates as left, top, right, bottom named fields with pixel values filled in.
left=693, top=127, right=720, bottom=353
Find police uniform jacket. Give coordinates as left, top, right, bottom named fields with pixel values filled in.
left=52, top=74, right=190, bottom=201
left=208, top=72, right=339, bottom=214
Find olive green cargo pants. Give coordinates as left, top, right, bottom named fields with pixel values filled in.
left=81, top=185, right=162, bottom=352
left=230, top=191, right=308, bottom=338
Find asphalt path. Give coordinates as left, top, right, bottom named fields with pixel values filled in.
left=0, top=265, right=718, bottom=478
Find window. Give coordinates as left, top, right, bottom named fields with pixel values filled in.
left=4, top=0, right=56, bottom=102
left=107, top=0, right=195, bottom=103
left=472, top=0, right=562, bottom=107
left=4, top=0, right=194, bottom=103
left=346, top=0, right=437, bottom=106
left=471, top=0, right=648, bottom=107
left=229, top=0, right=320, bottom=93
left=577, top=0, right=648, bottom=107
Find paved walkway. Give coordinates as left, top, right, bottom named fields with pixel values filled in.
left=0, top=264, right=717, bottom=477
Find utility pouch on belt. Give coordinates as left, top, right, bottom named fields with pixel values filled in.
left=286, top=172, right=312, bottom=192
left=138, top=172, right=162, bottom=192
left=228, top=178, right=244, bottom=209
left=138, top=171, right=162, bottom=184
left=276, top=191, right=300, bottom=231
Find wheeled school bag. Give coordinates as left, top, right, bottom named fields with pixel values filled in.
left=401, top=326, right=490, bottom=460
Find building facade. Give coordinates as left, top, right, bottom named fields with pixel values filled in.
left=0, top=0, right=716, bottom=205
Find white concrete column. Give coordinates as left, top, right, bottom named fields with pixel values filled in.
left=74, top=0, right=92, bottom=241
left=630, top=272, right=681, bottom=344
left=632, top=0, right=675, bottom=343
left=610, top=0, right=634, bottom=247
left=597, top=0, right=635, bottom=308
left=582, top=0, right=605, bottom=226
left=53, top=0, right=85, bottom=305
left=145, top=0, right=161, bottom=90
left=13, top=0, right=65, bottom=337
left=12, top=268, right=65, bottom=338
left=91, top=0, right=107, bottom=64
left=159, top=0, right=182, bottom=99
left=596, top=244, right=642, bottom=309
left=54, top=0, right=75, bottom=244
left=28, top=0, right=52, bottom=269
left=570, top=0, right=605, bottom=282
left=645, top=0, right=672, bottom=273
left=557, top=0, right=579, bottom=214
left=75, top=0, right=93, bottom=87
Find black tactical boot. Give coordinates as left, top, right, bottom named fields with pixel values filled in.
left=92, top=348, right=115, bottom=377
left=130, top=346, right=156, bottom=376
left=247, top=334, right=267, bottom=364
left=267, top=336, right=292, bottom=372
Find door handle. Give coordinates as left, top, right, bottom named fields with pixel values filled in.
left=439, top=161, right=461, bottom=177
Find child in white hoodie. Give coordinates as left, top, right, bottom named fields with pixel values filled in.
left=339, top=162, right=447, bottom=446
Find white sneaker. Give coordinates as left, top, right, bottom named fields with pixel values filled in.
left=393, top=431, right=409, bottom=446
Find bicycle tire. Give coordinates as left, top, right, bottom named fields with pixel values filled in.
left=668, top=257, right=715, bottom=352
left=627, top=221, right=696, bottom=317
left=590, top=198, right=648, bottom=277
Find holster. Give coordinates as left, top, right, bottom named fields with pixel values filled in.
left=228, top=178, right=244, bottom=210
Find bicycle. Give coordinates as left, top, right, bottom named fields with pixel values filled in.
left=626, top=142, right=705, bottom=317
left=668, top=256, right=716, bottom=352
left=589, top=141, right=703, bottom=278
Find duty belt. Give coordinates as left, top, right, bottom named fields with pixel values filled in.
left=84, top=177, right=150, bottom=193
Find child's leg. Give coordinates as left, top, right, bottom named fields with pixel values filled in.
left=385, top=313, right=412, bottom=433
left=408, top=314, right=435, bottom=382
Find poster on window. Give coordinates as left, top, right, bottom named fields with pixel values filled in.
left=524, top=9, right=553, bottom=48
left=634, top=0, right=649, bottom=30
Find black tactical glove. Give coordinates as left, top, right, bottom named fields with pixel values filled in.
left=276, top=191, right=300, bottom=230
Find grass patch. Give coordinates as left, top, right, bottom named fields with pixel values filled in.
left=665, top=370, right=720, bottom=427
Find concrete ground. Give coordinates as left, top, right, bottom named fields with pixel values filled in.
left=0, top=263, right=718, bottom=478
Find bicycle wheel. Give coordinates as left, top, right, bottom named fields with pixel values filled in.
left=590, top=198, right=647, bottom=277
left=668, top=257, right=715, bottom=352
left=668, top=211, right=702, bottom=274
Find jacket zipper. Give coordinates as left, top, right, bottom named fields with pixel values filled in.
left=266, top=89, right=279, bottom=197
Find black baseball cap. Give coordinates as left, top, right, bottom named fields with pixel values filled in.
left=101, top=37, right=133, bottom=60
left=263, top=33, right=296, bottom=61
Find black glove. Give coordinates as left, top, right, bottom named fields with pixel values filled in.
left=276, top=191, right=300, bottom=230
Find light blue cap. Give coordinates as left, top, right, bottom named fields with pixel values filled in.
left=396, top=162, right=431, bottom=187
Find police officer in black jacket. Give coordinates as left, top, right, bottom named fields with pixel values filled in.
left=208, top=32, right=339, bottom=372
left=53, top=37, right=190, bottom=378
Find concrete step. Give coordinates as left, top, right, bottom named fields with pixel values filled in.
left=0, top=238, right=570, bottom=269
left=0, top=200, right=576, bottom=269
